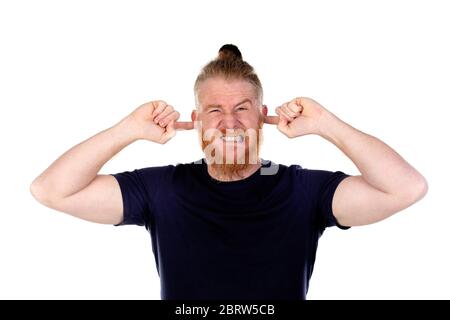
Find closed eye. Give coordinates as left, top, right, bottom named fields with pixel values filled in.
left=236, top=107, right=248, bottom=111
left=208, top=109, right=220, bottom=113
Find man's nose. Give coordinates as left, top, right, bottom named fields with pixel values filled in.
left=219, top=113, right=241, bottom=129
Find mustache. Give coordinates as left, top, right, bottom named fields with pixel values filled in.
left=218, top=128, right=246, bottom=135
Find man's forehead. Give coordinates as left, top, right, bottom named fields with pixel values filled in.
left=198, top=80, right=258, bottom=108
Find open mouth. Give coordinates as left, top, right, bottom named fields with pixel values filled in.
left=220, top=135, right=244, bottom=143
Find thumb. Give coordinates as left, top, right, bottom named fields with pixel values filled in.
left=161, top=120, right=176, bottom=142
left=277, top=116, right=291, bottom=135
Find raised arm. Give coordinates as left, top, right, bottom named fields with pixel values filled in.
left=265, top=97, right=428, bottom=227
left=30, top=101, right=190, bottom=224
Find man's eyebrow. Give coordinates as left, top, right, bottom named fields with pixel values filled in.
left=204, top=104, right=223, bottom=110
left=204, top=99, right=252, bottom=110
left=234, top=98, right=252, bottom=107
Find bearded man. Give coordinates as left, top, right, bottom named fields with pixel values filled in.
left=30, top=44, right=427, bottom=300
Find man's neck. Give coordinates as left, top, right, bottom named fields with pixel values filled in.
left=206, top=160, right=262, bottom=182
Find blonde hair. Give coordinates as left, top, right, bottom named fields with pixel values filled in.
left=194, top=44, right=263, bottom=106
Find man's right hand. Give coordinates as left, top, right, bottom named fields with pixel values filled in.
left=30, top=99, right=194, bottom=224
left=127, top=100, right=183, bottom=144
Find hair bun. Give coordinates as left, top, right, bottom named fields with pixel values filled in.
left=218, top=44, right=242, bottom=61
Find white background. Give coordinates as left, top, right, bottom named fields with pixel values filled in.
left=1, top=0, right=448, bottom=299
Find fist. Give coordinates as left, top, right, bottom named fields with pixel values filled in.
left=274, top=97, right=326, bottom=138
left=128, top=101, right=180, bottom=144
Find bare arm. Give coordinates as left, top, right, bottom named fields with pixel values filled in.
left=267, top=97, right=428, bottom=227
left=319, top=111, right=428, bottom=226
left=30, top=101, right=186, bottom=224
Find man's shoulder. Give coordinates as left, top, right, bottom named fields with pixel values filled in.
left=267, top=162, right=343, bottom=181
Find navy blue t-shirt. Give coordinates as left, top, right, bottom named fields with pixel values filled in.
left=112, top=159, right=350, bottom=300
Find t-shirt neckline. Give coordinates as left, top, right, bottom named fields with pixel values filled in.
left=198, top=158, right=273, bottom=186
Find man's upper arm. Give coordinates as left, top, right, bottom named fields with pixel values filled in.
left=332, top=175, right=406, bottom=227
left=51, top=175, right=124, bottom=225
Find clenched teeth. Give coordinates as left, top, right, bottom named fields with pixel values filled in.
left=221, top=135, right=244, bottom=143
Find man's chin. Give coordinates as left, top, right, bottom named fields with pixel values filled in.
left=201, top=127, right=263, bottom=179
left=208, top=162, right=252, bottom=180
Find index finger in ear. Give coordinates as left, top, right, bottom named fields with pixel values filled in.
left=264, top=115, right=279, bottom=125
left=174, top=121, right=195, bottom=130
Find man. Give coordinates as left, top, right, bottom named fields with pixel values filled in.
left=30, top=44, right=427, bottom=299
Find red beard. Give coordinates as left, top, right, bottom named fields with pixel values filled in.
left=201, top=121, right=263, bottom=180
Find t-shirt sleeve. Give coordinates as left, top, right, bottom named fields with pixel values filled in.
left=304, top=169, right=351, bottom=230
left=111, top=167, right=167, bottom=227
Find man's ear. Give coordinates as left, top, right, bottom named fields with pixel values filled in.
left=191, top=110, right=197, bottom=122
left=261, top=105, right=268, bottom=116
left=191, top=110, right=199, bottom=130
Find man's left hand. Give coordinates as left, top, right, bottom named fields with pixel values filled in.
left=265, top=97, right=328, bottom=138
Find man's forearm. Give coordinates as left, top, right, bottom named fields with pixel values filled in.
left=31, top=116, right=138, bottom=201
left=318, top=111, right=427, bottom=196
